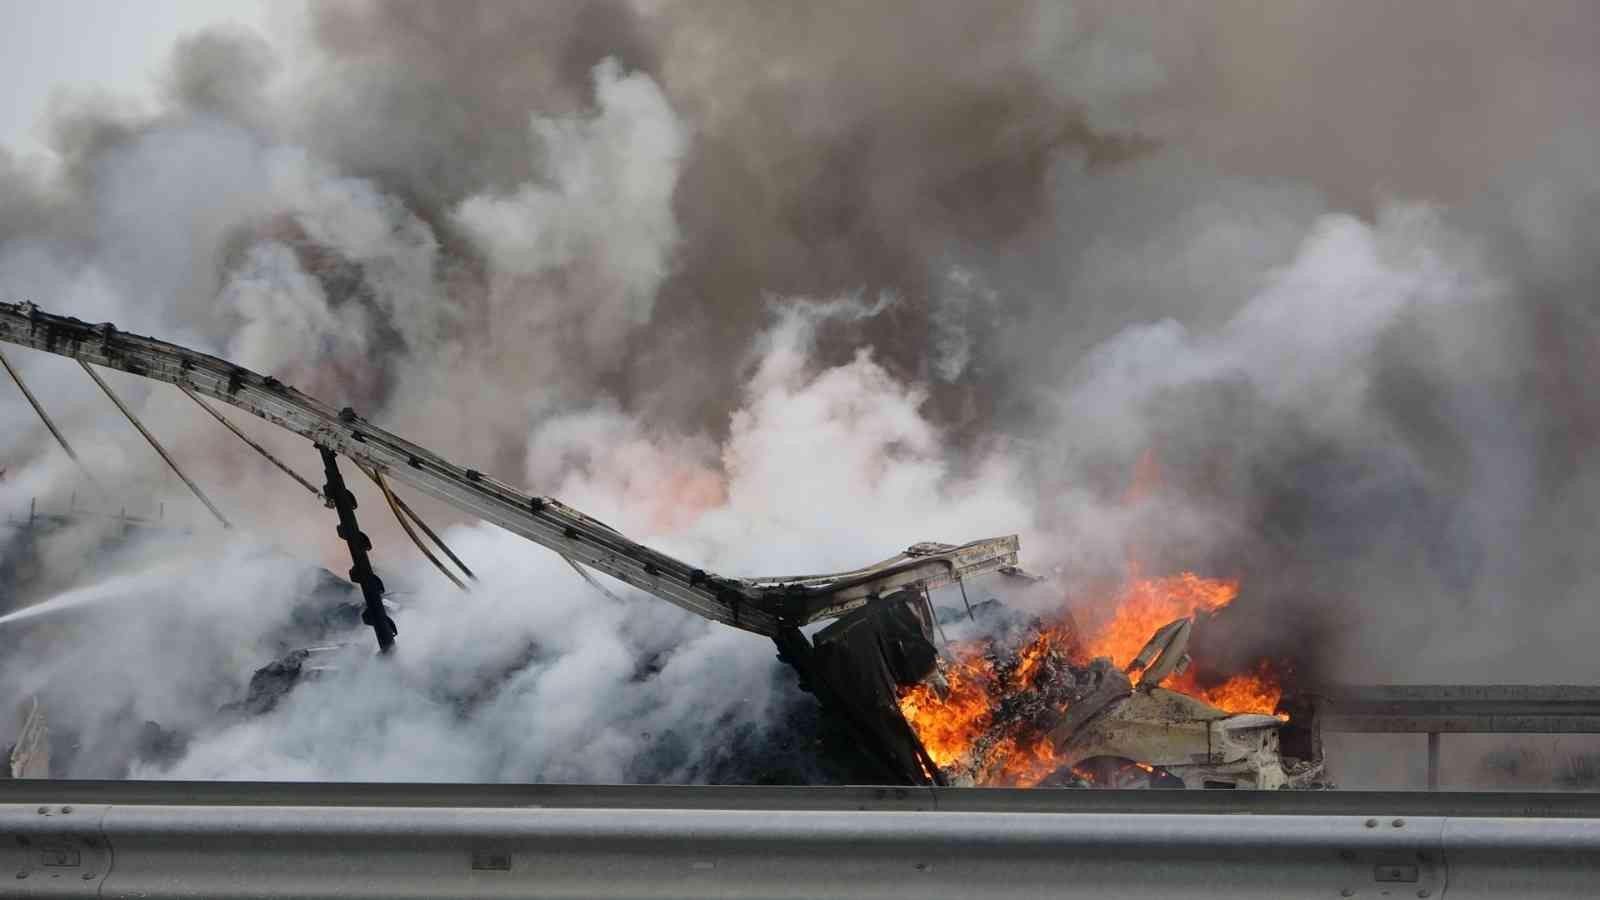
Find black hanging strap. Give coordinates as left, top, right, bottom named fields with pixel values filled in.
left=320, top=447, right=396, bottom=651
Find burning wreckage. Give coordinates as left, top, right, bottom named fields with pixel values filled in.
left=0, top=300, right=1324, bottom=788
left=803, top=565, right=1325, bottom=789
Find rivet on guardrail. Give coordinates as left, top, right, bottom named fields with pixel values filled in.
left=1392, top=818, right=1405, bottom=828
left=1365, top=818, right=1378, bottom=828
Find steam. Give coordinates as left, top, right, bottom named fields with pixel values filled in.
left=3, top=0, right=1599, bottom=782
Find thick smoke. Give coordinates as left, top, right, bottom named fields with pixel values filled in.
left=3, top=0, right=1600, bottom=783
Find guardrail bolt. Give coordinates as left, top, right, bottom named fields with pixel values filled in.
left=1365, top=818, right=1378, bottom=828
left=1417, top=890, right=1431, bottom=898
left=1391, top=818, right=1404, bottom=828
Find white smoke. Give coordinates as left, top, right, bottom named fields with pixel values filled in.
left=451, top=58, right=686, bottom=405
left=160, top=300, right=1035, bottom=781
left=2, top=1, right=1598, bottom=786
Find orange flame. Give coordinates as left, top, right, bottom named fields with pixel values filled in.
left=1077, top=568, right=1237, bottom=666
left=896, top=450, right=1288, bottom=785
left=896, top=568, right=1286, bottom=785
left=897, top=648, right=996, bottom=769
left=1167, top=661, right=1287, bottom=717
left=991, top=734, right=1060, bottom=786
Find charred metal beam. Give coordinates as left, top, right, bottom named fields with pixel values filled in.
left=0, top=300, right=1022, bottom=638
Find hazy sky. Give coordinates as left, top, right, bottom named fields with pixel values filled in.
left=0, top=0, right=272, bottom=154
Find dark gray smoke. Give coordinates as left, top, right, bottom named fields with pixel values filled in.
left=3, top=0, right=1599, bottom=782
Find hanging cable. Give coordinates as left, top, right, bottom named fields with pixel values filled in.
left=178, top=384, right=323, bottom=499
left=360, top=461, right=621, bottom=603
left=368, top=473, right=475, bottom=581
left=562, top=554, right=627, bottom=604
left=78, top=360, right=230, bottom=528
left=923, top=585, right=951, bottom=648
left=359, top=464, right=468, bottom=591
left=358, top=461, right=620, bottom=602
left=0, top=347, right=105, bottom=493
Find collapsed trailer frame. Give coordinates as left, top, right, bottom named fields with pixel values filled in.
left=0, top=299, right=1035, bottom=784
left=0, top=300, right=1022, bottom=638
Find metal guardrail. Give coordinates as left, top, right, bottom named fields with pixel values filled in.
left=1317, top=685, right=1600, bottom=734
left=9, top=780, right=1600, bottom=815
left=1311, top=685, right=1600, bottom=792
left=3, top=783, right=1600, bottom=898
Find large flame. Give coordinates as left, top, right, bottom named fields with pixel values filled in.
left=896, top=567, right=1286, bottom=786
left=1078, top=568, right=1237, bottom=664
left=897, top=450, right=1287, bottom=786
left=898, top=650, right=995, bottom=769
left=1168, top=660, right=1286, bottom=716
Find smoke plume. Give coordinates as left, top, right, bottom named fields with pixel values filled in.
left=3, top=0, right=1599, bottom=783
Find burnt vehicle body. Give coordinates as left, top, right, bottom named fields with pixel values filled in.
left=803, top=589, right=1325, bottom=788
